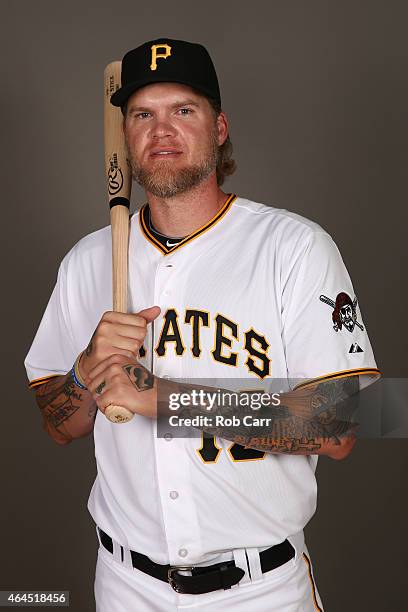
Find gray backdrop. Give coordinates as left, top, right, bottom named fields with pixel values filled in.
left=1, top=0, right=407, bottom=610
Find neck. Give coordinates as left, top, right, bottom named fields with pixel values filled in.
left=146, top=175, right=228, bottom=237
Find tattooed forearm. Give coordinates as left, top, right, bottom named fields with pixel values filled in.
left=162, top=376, right=359, bottom=457
left=36, top=373, right=82, bottom=427
left=36, top=375, right=82, bottom=409
left=232, top=434, right=322, bottom=454
left=124, top=364, right=154, bottom=391
left=35, top=369, right=98, bottom=442
left=88, top=405, right=98, bottom=419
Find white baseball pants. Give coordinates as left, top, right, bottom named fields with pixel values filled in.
left=94, top=533, right=324, bottom=611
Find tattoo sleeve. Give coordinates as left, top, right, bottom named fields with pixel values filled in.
left=159, top=376, right=360, bottom=456
left=35, top=370, right=97, bottom=444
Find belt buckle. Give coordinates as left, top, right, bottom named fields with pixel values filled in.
left=167, top=566, right=194, bottom=593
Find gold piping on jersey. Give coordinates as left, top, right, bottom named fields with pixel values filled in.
left=293, top=367, right=381, bottom=391
left=28, top=374, right=62, bottom=389
left=139, top=193, right=237, bottom=255
left=302, top=552, right=323, bottom=611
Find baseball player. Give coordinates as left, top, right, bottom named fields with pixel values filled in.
left=24, top=39, right=380, bottom=611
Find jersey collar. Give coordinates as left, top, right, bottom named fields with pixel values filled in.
left=139, top=193, right=237, bottom=255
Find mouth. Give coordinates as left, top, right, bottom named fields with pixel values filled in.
left=149, top=149, right=183, bottom=159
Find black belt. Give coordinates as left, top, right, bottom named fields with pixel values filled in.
left=98, top=527, right=295, bottom=595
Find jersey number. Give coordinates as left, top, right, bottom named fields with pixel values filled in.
left=197, top=433, right=265, bottom=463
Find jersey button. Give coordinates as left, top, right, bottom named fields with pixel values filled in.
left=169, top=490, right=179, bottom=499
left=163, top=289, right=170, bottom=297
left=178, top=548, right=188, bottom=558
left=164, top=433, right=173, bottom=441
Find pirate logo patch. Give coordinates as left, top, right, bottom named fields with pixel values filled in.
left=320, top=292, right=364, bottom=333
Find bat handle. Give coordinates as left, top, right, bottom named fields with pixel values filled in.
left=105, top=404, right=133, bottom=423
left=104, top=203, right=135, bottom=424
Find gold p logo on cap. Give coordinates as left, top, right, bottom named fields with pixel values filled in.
left=150, top=44, right=172, bottom=71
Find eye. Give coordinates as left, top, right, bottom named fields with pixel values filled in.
left=177, top=107, right=193, bottom=115
left=135, top=112, right=151, bottom=119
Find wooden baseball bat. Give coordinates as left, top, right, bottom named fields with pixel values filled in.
left=103, top=61, right=134, bottom=424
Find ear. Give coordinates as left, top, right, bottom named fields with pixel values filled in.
left=216, top=111, right=229, bottom=146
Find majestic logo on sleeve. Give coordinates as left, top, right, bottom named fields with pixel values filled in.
left=319, top=292, right=364, bottom=333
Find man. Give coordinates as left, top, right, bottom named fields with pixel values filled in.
left=25, top=39, right=380, bottom=611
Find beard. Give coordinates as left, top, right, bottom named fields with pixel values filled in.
left=126, top=129, right=219, bottom=199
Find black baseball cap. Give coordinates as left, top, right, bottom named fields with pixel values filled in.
left=110, top=38, right=221, bottom=108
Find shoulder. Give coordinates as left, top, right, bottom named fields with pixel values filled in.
left=232, top=195, right=334, bottom=249
left=59, top=223, right=112, bottom=273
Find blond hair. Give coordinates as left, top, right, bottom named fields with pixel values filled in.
left=206, top=98, right=237, bottom=186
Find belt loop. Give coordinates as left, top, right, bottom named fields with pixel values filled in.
left=246, top=547, right=263, bottom=583
left=232, top=548, right=250, bottom=587
left=287, top=531, right=305, bottom=564
left=112, top=537, right=122, bottom=564
left=95, top=525, right=102, bottom=548
left=122, top=545, right=133, bottom=570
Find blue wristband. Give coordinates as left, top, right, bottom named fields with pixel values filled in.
left=71, top=365, right=87, bottom=390
left=71, top=352, right=87, bottom=390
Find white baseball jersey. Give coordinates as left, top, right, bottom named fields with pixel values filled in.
left=25, top=194, right=379, bottom=567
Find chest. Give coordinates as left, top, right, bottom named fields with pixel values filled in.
left=127, top=236, right=286, bottom=380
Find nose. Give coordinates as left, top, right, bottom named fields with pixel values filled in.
left=150, top=116, right=177, bottom=140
